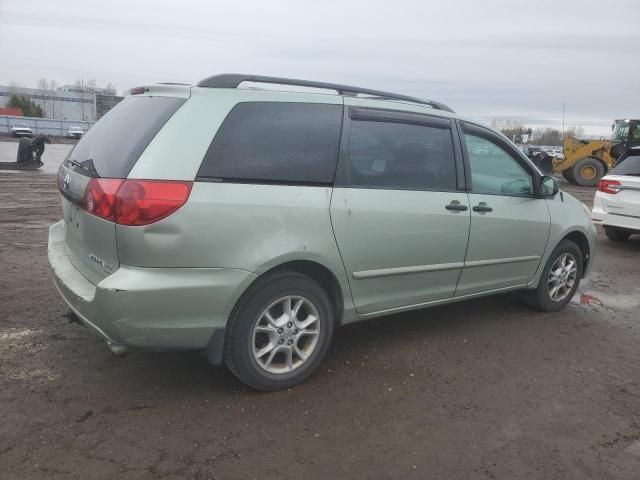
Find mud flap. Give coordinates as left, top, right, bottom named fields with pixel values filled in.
left=206, top=328, right=226, bottom=366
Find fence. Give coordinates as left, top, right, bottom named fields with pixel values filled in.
left=0, top=115, right=95, bottom=137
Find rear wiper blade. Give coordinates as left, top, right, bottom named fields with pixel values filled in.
left=66, top=158, right=98, bottom=176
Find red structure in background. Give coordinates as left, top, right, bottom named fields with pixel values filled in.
left=0, top=107, right=24, bottom=116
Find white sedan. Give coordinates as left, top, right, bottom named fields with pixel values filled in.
left=592, top=153, right=640, bottom=241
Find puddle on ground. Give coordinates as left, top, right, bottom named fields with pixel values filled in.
left=0, top=328, right=34, bottom=341
left=571, top=290, right=640, bottom=311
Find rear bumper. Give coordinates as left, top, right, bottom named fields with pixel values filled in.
left=48, top=220, right=256, bottom=356
left=592, top=196, right=640, bottom=231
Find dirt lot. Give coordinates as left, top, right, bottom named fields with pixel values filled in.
left=1, top=166, right=639, bottom=479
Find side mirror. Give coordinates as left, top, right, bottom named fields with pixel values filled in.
left=538, top=175, right=559, bottom=197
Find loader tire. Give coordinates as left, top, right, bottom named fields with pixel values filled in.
left=562, top=168, right=576, bottom=184
left=571, top=157, right=605, bottom=187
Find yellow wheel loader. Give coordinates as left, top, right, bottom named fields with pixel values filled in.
left=552, top=119, right=640, bottom=186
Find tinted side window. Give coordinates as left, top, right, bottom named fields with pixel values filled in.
left=345, top=120, right=456, bottom=191
left=464, top=133, right=532, bottom=196
left=198, top=102, right=342, bottom=184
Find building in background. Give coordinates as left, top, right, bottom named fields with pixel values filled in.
left=0, top=84, right=123, bottom=122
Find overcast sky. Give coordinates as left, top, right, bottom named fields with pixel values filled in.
left=1, top=0, right=638, bottom=135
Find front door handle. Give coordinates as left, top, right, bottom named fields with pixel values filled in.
left=445, top=201, right=468, bottom=212
left=472, top=203, right=493, bottom=212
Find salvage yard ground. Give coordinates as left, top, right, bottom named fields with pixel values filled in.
left=1, top=142, right=639, bottom=479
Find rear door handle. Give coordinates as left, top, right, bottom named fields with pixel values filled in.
left=472, top=203, right=493, bottom=212
left=445, top=201, right=468, bottom=212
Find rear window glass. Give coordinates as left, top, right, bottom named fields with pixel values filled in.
left=66, top=96, right=185, bottom=178
left=197, top=102, right=342, bottom=184
left=611, top=154, right=640, bottom=175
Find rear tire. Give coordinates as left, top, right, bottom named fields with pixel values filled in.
left=571, top=157, right=605, bottom=187
left=604, top=226, right=631, bottom=242
left=224, top=271, right=334, bottom=391
left=523, top=239, right=583, bottom=312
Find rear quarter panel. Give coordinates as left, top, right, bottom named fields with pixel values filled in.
left=116, top=183, right=357, bottom=320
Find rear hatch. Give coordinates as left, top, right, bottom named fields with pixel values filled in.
left=599, top=154, right=640, bottom=218
left=58, top=94, right=187, bottom=283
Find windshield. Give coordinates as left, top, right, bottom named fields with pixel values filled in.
left=66, top=95, right=185, bottom=178
left=15, top=123, right=28, bottom=128
left=612, top=121, right=630, bottom=143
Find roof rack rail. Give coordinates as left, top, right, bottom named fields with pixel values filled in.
left=196, top=74, right=455, bottom=113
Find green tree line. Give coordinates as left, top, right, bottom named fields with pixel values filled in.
left=7, top=95, right=44, bottom=117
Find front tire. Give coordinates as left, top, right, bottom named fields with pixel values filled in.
left=523, top=239, right=583, bottom=312
left=571, top=157, right=605, bottom=187
left=604, top=226, right=631, bottom=242
left=224, top=271, right=334, bottom=391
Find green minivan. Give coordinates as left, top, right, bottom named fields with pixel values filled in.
left=49, top=74, right=596, bottom=390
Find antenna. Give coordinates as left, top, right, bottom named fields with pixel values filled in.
left=560, top=102, right=565, bottom=201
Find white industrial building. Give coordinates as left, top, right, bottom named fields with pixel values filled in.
left=0, top=84, right=122, bottom=122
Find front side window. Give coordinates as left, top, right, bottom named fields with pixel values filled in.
left=464, top=133, right=532, bottom=196
left=345, top=120, right=456, bottom=191
left=198, top=102, right=342, bottom=184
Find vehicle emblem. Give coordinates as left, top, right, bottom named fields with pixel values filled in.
left=63, top=174, right=71, bottom=190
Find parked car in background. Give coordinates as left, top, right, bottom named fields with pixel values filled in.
left=48, top=74, right=596, bottom=391
left=592, top=152, right=640, bottom=241
left=525, top=146, right=542, bottom=158
left=66, top=126, right=84, bottom=139
left=11, top=122, right=33, bottom=138
left=550, top=148, right=565, bottom=160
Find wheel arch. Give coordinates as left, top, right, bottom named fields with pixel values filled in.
left=237, top=259, right=346, bottom=328
left=207, top=258, right=347, bottom=367
left=561, top=230, right=591, bottom=277
left=262, top=260, right=345, bottom=326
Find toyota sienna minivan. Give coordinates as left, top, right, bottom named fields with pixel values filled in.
left=49, top=74, right=596, bottom=390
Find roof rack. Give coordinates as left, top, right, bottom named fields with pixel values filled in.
left=196, top=74, right=455, bottom=113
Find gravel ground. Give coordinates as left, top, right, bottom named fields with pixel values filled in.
left=1, top=151, right=639, bottom=479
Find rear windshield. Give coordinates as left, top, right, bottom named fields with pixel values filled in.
left=611, top=154, right=640, bottom=176
left=66, top=95, right=185, bottom=178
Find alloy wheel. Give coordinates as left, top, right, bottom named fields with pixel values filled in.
left=547, top=253, right=578, bottom=302
left=251, top=296, right=321, bottom=374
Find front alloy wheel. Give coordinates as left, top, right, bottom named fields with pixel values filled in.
left=546, top=253, right=578, bottom=302
left=523, top=239, right=583, bottom=312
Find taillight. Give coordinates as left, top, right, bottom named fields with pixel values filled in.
left=116, top=180, right=192, bottom=226
left=83, top=179, right=123, bottom=222
left=597, top=179, right=621, bottom=194
left=82, top=179, right=192, bottom=226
